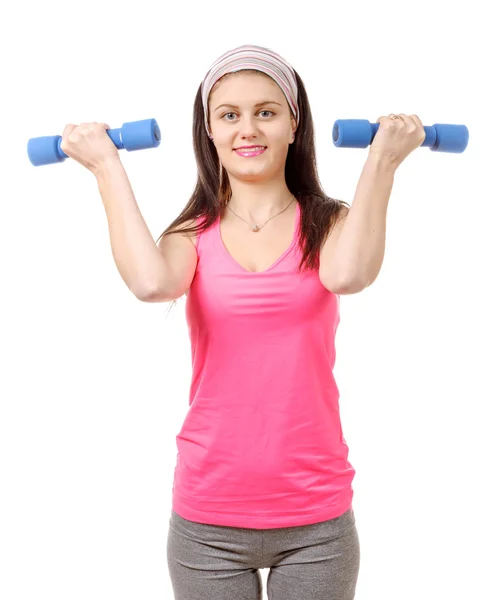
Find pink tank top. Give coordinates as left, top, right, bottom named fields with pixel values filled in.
left=171, top=201, right=355, bottom=528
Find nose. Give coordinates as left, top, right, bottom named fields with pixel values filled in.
left=237, top=115, right=260, bottom=139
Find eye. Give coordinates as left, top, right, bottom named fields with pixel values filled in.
left=222, top=110, right=275, bottom=121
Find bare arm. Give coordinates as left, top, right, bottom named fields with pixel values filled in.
left=151, top=226, right=198, bottom=302
left=319, top=155, right=396, bottom=294
left=95, top=159, right=196, bottom=301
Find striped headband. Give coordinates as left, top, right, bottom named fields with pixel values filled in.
left=201, top=44, right=299, bottom=140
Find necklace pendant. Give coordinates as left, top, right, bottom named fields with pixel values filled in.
left=252, top=224, right=260, bottom=232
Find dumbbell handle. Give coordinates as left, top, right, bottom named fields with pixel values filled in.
left=333, top=119, right=469, bottom=153
left=27, top=118, right=161, bottom=166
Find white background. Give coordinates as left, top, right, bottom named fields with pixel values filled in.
left=1, top=1, right=484, bottom=599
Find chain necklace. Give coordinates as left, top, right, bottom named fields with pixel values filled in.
left=226, top=195, right=296, bottom=232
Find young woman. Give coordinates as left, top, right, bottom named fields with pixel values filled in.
left=61, top=42, right=424, bottom=600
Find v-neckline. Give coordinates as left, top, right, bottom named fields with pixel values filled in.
left=216, top=201, right=300, bottom=274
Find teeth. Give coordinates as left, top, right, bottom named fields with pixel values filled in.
left=237, top=147, right=265, bottom=152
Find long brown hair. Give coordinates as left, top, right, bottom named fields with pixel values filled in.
left=156, top=68, right=349, bottom=308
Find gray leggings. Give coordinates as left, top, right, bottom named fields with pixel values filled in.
left=167, top=507, right=360, bottom=600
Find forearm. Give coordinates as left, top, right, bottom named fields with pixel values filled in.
left=335, top=153, right=397, bottom=288
left=94, top=159, right=168, bottom=298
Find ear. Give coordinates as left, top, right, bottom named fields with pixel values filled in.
left=290, top=118, right=297, bottom=142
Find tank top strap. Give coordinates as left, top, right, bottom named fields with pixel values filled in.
left=194, top=214, right=219, bottom=255
left=194, top=216, right=204, bottom=253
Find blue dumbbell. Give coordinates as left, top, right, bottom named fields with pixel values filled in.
left=27, top=118, right=161, bottom=166
left=332, top=119, right=469, bottom=153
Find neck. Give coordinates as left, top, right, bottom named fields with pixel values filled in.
left=225, top=187, right=295, bottom=223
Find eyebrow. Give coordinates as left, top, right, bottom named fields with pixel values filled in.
left=214, top=101, right=283, bottom=111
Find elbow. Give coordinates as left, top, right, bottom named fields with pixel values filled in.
left=135, top=287, right=171, bottom=303
left=320, top=273, right=368, bottom=295
left=335, top=279, right=368, bottom=295
left=132, top=282, right=167, bottom=302
left=135, top=281, right=184, bottom=303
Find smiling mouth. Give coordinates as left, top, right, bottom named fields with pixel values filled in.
left=234, top=146, right=267, bottom=150
left=234, top=146, right=267, bottom=155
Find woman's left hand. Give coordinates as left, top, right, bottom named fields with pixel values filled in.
left=369, top=113, right=426, bottom=168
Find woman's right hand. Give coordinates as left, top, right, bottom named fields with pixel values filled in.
left=60, top=122, right=120, bottom=174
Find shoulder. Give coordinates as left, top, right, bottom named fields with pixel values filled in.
left=172, top=218, right=198, bottom=247
left=329, top=203, right=349, bottom=230
left=335, top=203, right=350, bottom=220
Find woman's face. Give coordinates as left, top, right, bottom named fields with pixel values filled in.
left=208, top=72, right=296, bottom=182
